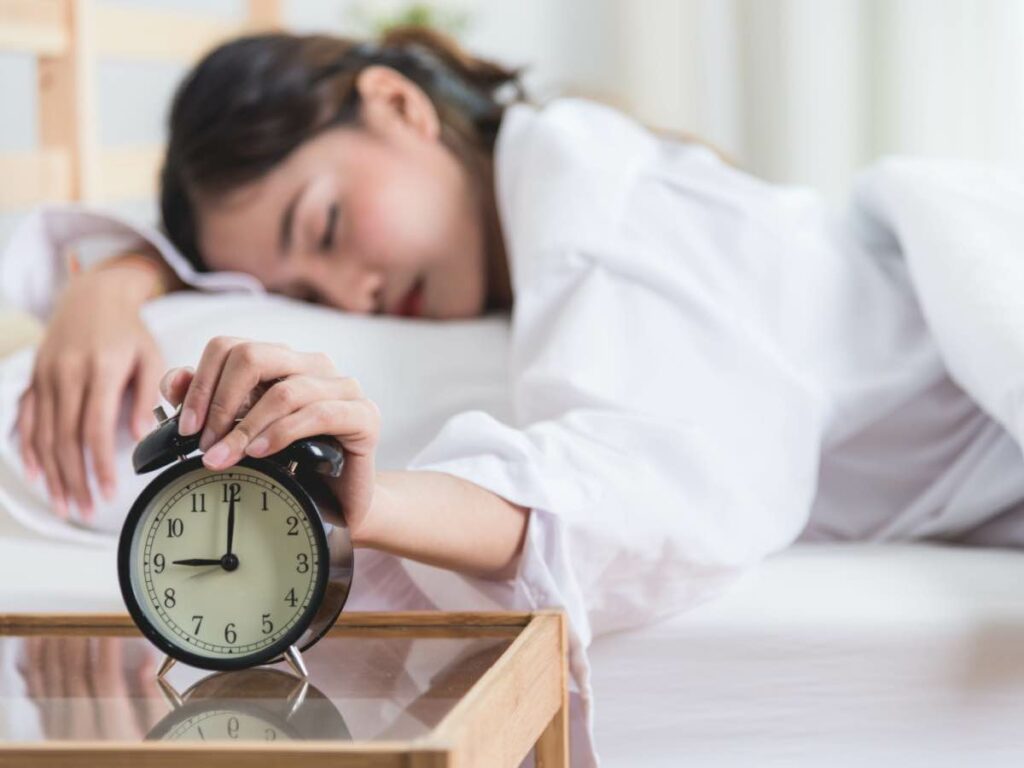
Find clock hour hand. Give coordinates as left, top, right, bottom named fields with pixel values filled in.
left=172, top=558, right=222, bottom=566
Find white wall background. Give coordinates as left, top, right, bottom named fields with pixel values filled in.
left=1, top=0, right=1022, bottom=249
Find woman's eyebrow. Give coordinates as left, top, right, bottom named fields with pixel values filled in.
left=279, top=188, right=303, bottom=258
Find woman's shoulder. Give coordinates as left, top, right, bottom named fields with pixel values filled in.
left=492, top=99, right=753, bottom=286
left=498, top=98, right=654, bottom=164
left=494, top=99, right=658, bottom=267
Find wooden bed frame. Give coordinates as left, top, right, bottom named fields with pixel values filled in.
left=0, top=0, right=281, bottom=209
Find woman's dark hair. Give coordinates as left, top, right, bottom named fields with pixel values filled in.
left=160, top=26, right=524, bottom=271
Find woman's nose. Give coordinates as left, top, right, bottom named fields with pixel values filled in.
left=303, top=255, right=383, bottom=313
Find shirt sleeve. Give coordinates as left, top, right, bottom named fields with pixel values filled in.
left=0, top=203, right=263, bottom=320
left=405, top=240, right=830, bottom=654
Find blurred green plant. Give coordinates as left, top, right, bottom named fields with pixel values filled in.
left=349, top=2, right=471, bottom=39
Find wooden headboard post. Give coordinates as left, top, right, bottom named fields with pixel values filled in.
left=0, top=0, right=282, bottom=210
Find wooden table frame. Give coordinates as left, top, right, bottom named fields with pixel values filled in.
left=0, top=610, right=570, bottom=768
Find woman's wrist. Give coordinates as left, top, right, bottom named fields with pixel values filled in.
left=350, top=469, right=529, bottom=581
left=88, top=250, right=179, bottom=303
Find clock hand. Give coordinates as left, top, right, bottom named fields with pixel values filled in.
left=172, top=558, right=222, bottom=566
left=225, top=495, right=236, bottom=558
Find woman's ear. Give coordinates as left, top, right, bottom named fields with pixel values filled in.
left=355, top=65, right=441, bottom=141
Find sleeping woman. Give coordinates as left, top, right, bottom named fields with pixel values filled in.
left=11, top=25, right=1024, bottom=763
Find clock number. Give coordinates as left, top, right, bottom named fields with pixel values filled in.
left=192, top=615, right=203, bottom=635
left=261, top=491, right=269, bottom=511
left=265, top=728, right=277, bottom=741
left=166, top=518, right=184, bottom=538
left=261, top=613, right=274, bottom=635
left=224, top=623, right=237, bottom=644
left=163, top=588, right=176, bottom=608
left=227, top=716, right=239, bottom=739
left=153, top=553, right=165, bottom=573
left=285, top=588, right=298, bottom=608
left=286, top=516, right=299, bottom=536
left=190, top=493, right=207, bottom=513
left=221, top=482, right=242, bottom=505
left=296, top=552, right=309, bottom=573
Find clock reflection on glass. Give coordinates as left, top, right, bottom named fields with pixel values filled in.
left=147, top=668, right=350, bottom=743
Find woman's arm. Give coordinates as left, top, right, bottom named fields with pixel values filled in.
left=89, top=247, right=184, bottom=299
left=356, top=470, right=529, bottom=580
left=159, top=338, right=530, bottom=582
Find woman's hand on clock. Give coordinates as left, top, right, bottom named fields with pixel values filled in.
left=159, top=337, right=381, bottom=535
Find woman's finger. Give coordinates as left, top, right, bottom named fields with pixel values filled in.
left=160, top=367, right=194, bottom=406
left=203, top=375, right=360, bottom=469
left=178, top=335, right=243, bottom=437
left=16, top=388, right=40, bottom=481
left=82, top=360, right=132, bottom=503
left=198, top=341, right=334, bottom=453
left=245, top=396, right=380, bottom=461
left=54, top=361, right=93, bottom=519
left=32, top=375, right=67, bottom=518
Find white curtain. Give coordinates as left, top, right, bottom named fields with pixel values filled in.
left=613, top=0, right=1024, bottom=200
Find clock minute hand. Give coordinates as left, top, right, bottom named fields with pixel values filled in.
left=225, top=494, right=236, bottom=558
left=172, top=558, right=222, bottom=566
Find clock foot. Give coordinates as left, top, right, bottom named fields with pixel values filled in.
left=156, top=655, right=177, bottom=679
left=284, top=645, right=309, bottom=679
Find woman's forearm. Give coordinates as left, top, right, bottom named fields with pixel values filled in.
left=351, top=470, right=530, bottom=581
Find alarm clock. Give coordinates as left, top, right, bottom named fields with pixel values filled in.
left=118, top=404, right=354, bottom=677
left=147, top=668, right=351, bottom=743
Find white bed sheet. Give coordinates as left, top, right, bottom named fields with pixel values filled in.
left=588, top=543, right=1024, bottom=766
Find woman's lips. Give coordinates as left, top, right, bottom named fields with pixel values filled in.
left=394, top=278, right=424, bottom=318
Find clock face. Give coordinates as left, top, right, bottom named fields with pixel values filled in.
left=121, top=460, right=326, bottom=667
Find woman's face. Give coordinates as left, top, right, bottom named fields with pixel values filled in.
left=195, top=67, right=488, bottom=320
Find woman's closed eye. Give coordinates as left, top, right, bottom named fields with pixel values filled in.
left=319, top=202, right=339, bottom=253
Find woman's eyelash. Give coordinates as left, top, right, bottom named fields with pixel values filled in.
left=319, top=203, right=339, bottom=251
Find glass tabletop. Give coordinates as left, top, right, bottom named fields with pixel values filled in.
left=0, top=630, right=516, bottom=744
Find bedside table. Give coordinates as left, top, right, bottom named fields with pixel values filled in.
left=0, top=611, right=569, bottom=767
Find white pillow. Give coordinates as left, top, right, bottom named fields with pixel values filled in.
left=0, top=291, right=512, bottom=544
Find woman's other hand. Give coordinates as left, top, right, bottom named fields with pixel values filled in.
left=160, top=337, right=381, bottom=536
left=16, top=254, right=170, bottom=520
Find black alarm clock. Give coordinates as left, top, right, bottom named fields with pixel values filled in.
left=118, top=404, right=354, bottom=676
